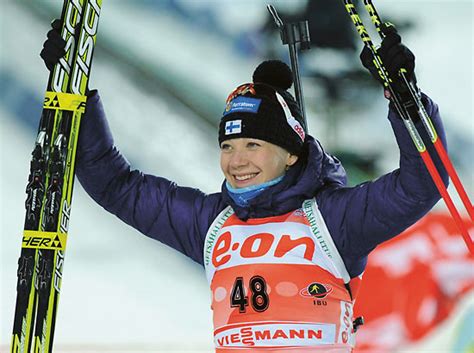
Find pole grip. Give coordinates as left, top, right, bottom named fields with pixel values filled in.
left=267, top=4, right=310, bottom=132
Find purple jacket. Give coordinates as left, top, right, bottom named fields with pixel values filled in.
left=76, top=91, right=448, bottom=278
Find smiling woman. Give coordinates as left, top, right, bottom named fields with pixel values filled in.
left=220, top=137, right=299, bottom=208
left=218, top=61, right=305, bottom=199
left=220, top=138, right=298, bottom=189
left=37, top=19, right=449, bottom=353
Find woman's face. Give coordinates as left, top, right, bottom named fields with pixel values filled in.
left=220, top=138, right=298, bottom=189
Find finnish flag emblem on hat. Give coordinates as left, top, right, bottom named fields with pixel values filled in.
left=225, top=120, right=242, bottom=135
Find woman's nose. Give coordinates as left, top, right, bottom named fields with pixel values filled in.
left=229, top=150, right=249, bottom=168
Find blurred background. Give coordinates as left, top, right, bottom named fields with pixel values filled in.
left=1, top=0, right=472, bottom=352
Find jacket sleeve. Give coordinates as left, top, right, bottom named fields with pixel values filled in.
left=317, top=93, right=448, bottom=276
left=75, top=91, right=225, bottom=265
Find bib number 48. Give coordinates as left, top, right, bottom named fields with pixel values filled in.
left=231, top=276, right=269, bottom=313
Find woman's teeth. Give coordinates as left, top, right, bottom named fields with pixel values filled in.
left=235, top=173, right=257, bottom=181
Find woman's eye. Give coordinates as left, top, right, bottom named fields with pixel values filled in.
left=220, top=144, right=232, bottom=151
left=247, top=142, right=260, bottom=148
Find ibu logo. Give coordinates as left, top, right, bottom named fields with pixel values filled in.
left=300, top=282, right=332, bottom=299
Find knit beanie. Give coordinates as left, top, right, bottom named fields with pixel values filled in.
left=218, top=60, right=306, bottom=155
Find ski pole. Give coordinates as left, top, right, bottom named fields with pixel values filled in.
left=267, top=4, right=310, bottom=132
left=342, top=0, right=473, bottom=254
left=363, top=0, right=474, bottom=223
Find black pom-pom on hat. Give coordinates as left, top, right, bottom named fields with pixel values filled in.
left=252, top=60, right=293, bottom=91
left=252, top=60, right=305, bottom=131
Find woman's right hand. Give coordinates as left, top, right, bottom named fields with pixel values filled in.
left=40, top=19, right=66, bottom=71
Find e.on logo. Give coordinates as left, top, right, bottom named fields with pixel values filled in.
left=212, top=231, right=316, bottom=268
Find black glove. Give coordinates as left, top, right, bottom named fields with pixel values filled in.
left=40, top=19, right=94, bottom=96
left=360, top=23, right=418, bottom=99
left=40, top=19, right=66, bottom=71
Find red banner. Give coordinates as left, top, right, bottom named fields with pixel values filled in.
left=354, top=212, right=473, bottom=352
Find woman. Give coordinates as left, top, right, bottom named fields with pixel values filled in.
left=41, top=20, right=447, bottom=352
